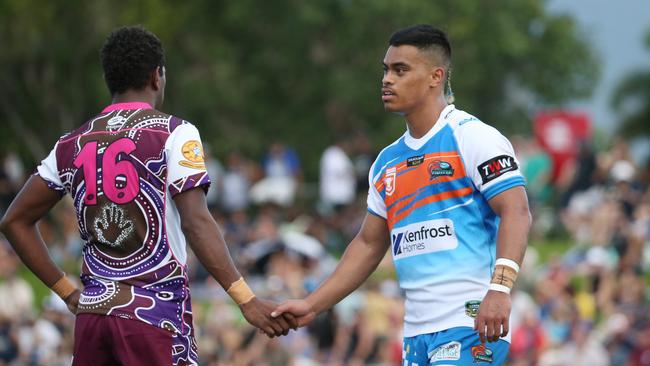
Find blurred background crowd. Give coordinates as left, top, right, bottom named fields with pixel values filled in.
left=1, top=134, right=649, bottom=366
left=1, top=0, right=649, bottom=365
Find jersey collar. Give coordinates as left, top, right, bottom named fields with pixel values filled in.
left=403, top=104, right=456, bottom=151
left=101, top=102, right=153, bottom=113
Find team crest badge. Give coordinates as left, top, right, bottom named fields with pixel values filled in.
left=471, top=344, right=493, bottom=363
left=180, top=140, right=206, bottom=169
left=385, top=167, right=397, bottom=196
left=465, top=300, right=481, bottom=318
left=428, top=160, right=454, bottom=180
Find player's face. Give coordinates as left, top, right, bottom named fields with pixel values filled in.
left=381, top=45, right=440, bottom=115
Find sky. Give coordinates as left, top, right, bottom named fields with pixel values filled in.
left=546, top=0, right=650, bottom=134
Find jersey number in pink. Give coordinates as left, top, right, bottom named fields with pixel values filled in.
left=73, top=138, right=140, bottom=205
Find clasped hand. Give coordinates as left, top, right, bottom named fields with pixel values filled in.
left=240, top=297, right=298, bottom=338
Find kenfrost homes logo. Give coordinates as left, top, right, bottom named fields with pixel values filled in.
left=428, top=341, right=461, bottom=362
left=391, top=219, right=458, bottom=259
left=477, top=155, right=518, bottom=184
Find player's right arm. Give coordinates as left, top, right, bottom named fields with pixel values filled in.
left=0, top=176, right=81, bottom=314
left=167, top=122, right=296, bottom=336
left=272, top=212, right=390, bottom=326
left=173, top=187, right=295, bottom=337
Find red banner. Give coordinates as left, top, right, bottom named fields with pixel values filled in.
left=533, top=110, right=591, bottom=182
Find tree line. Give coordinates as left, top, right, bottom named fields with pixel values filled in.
left=0, top=0, right=602, bottom=178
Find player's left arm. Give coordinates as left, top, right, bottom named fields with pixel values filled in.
left=0, top=176, right=81, bottom=313
left=490, top=185, right=530, bottom=274
left=475, top=186, right=531, bottom=343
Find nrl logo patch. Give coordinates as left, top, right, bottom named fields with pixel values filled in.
left=428, top=341, right=461, bottom=362
left=471, top=344, right=493, bottom=363
left=465, top=300, right=481, bottom=318
left=106, top=116, right=127, bottom=131
left=384, top=167, right=397, bottom=196
left=428, top=160, right=454, bottom=180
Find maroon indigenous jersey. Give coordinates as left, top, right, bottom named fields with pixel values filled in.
left=38, top=102, right=210, bottom=365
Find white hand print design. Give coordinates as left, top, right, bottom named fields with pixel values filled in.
left=93, top=203, right=134, bottom=247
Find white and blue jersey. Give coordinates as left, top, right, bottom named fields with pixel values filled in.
left=367, top=104, right=525, bottom=339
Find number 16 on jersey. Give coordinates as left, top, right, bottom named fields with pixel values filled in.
left=73, top=137, right=140, bottom=205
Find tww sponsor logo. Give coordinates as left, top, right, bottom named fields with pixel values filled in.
left=477, top=155, right=518, bottom=184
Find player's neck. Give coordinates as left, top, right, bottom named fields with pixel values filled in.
left=111, top=91, right=157, bottom=109
left=404, top=95, right=448, bottom=139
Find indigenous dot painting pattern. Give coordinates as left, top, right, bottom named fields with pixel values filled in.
left=37, top=103, right=210, bottom=365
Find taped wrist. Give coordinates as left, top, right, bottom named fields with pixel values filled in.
left=227, top=277, right=255, bottom=305
left=489, top=258, right=519, bottom=294
left=51, top=275, right=77, bottom=301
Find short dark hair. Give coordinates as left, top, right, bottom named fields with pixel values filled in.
left=100, top=26, right=165, bottom=95
left=389, top=24, right=451, bottom=69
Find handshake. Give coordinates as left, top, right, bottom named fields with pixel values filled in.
left=239, top=297, right=315, bottom=338
left=228, top=277, right=315, bottom=337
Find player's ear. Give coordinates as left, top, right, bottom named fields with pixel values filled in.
left=429, top=66, right=444, bottom=89
left=151, top=66, right=164, bottom=91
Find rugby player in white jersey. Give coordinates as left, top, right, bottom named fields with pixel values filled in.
left=272, top=25, right=531, bottom=365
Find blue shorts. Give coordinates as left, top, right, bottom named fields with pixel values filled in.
left=402, top=326, right=509, bottom=365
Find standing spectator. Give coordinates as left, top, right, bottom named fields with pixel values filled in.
left=560, top=140, right=598, bottom=207
left=351, top=132, right=376, bottom=195
left=319, top=142, right=356, bottom=210
left=514, top=136, right=552, bottom=204
left=3, top=152, right=24, bottom=190
left=222, top=151, right=253, bottom=213
left=251, top=143, right=302, bottom=207
left=203, top=143, right=224, bottom=210
left=262, top=142, right=301, bottom=182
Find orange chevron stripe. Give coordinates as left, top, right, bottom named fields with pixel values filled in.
left=385, top=155, right=466, bottom=210
left=387, top=187, right=473, bottom=229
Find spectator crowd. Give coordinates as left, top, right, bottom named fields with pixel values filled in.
left=0, top=133, right=649, bottom=366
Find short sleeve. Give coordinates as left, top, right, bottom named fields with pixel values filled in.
left=36, top=142, right=66, bottom=195
left=455, top=122, right=525, bottom=201
left=165, top=123, right=211, bottom=197
left=367, top=161, right=387, bottom=218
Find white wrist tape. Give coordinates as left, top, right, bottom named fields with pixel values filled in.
left=490, top=258, right=520, bottom=294
left=495, top=258, right=520, bottom=273
left=489, top=283, right=512, bottom=294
